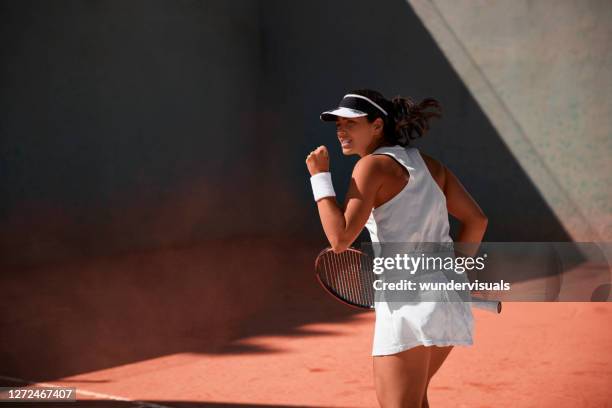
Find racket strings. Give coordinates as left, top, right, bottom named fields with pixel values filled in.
left=318, top=249, right=376, bottom=308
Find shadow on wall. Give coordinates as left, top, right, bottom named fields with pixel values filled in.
left=261, top=0, right=573, bottom=242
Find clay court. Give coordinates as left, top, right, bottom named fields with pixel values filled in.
left=2, top=241, right=611, bottom=407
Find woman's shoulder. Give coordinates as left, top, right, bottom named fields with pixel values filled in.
left=353, top=152, right=388, bottom=174
left=353, top=151, right=406, bottom=184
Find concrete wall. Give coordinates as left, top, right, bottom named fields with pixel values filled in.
left=0, top=0, right=296, bottom=267
left=2, top=0, right=589, bottom=270
left=408, top=0, right=612, bottom=241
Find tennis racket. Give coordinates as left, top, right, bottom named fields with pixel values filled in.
left=315, top=246, right=502, bottom=314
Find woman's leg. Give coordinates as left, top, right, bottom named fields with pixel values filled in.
left=373, top=345, right=431, bottom=408
left=421, top=345, right=454, bottom=408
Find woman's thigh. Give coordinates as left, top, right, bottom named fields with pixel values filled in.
left=421, top=346, right=454, bottom=407
left=427, top=345, right=453, bottom=383
left=372, top=345, right=431, bottom=408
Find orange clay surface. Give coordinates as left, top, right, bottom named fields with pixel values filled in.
left=1, top=240, right=611, bottom=408
left=3, top=304, right=611, bottom=407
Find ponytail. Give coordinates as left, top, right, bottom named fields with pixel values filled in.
left=390, top=96, right=442, bottom=145
left=348, top=89, right=442, bottom=146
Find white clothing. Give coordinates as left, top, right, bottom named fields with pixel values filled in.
left=364, top=145, right=474, bottom=356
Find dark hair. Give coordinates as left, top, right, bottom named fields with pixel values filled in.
left=348, top=88, right=442, bottom=146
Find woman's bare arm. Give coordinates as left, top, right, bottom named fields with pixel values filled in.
left=316, top=155, right=384, bottom=253
left=443, top=165, right=488, bottom=255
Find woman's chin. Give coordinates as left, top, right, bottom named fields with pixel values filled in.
left=341, top=145, right=353, bottom=154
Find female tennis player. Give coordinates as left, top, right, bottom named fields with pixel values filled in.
left=305, top=89, right=488, bottom=407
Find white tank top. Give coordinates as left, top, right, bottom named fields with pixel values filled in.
left=364, top=144, right=475, bottom=356
left=365, top=144, right=453, bottom=243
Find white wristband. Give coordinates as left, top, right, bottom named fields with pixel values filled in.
left=310, top=171, right=336, bottom=202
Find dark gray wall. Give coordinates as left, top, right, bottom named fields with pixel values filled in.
left=0, top=0, right=570, bottom=268
left=0, top=0, right=289, bottom=267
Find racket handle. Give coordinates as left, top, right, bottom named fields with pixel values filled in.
left=470, top=297, right=502, bottom=314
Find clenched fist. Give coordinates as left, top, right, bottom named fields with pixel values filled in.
left=305, top=145, right=330, bottom=176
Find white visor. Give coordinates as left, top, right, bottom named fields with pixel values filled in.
left=320, top=107, right=368, bottom=121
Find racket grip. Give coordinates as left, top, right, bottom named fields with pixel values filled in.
left=469, top=297, right=502, bottom=314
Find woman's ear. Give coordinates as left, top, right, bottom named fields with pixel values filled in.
left=373, top=118, right=384, bottom=135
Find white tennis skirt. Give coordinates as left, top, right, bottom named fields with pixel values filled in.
left=371, top=299, right=474, bottom=356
